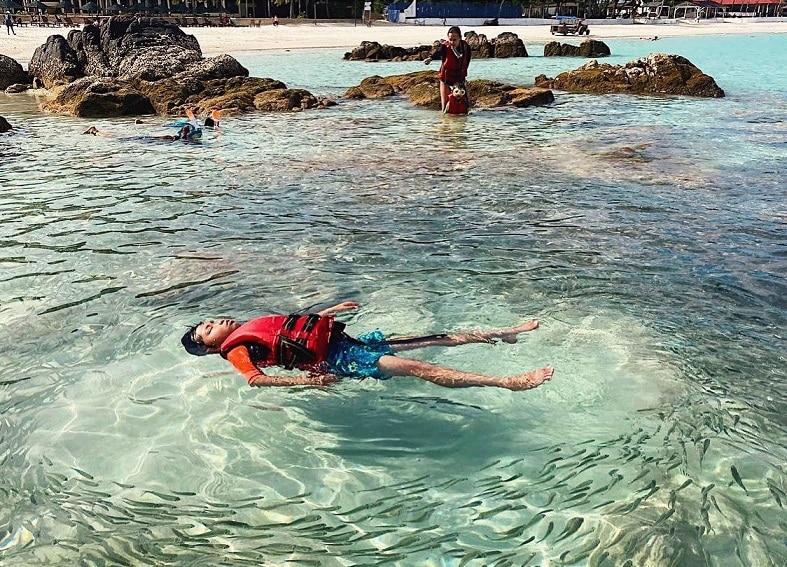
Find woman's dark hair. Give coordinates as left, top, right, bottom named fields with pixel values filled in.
left=181, top=324, right=211, bottom=356
left=448, top=26, right=462, bottom=37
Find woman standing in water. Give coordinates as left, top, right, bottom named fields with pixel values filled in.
left=424, top=26, right=472, bottom=111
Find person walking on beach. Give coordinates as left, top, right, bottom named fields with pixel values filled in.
left=181, top=301, right=554, bottom=390
left=5, top=11, right=16, bottom=35
left=423, top=26, right=472, bottom=112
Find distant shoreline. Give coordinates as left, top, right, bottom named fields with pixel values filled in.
left=2, top=19, right=786, bottom=66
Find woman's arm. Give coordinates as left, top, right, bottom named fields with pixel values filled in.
left=424, top=43, right=446, bottom=64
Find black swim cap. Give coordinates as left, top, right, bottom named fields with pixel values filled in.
left=181, top=325, right=210, bottom=356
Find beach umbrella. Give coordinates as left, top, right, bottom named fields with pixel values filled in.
left=194, top=4, right=206, bottom=13
left=169, top=3, right=187, bottom=12
left=131, top=1, right=145, bottom=10
left=33, top=1, right=49, bottom=9
left=107, top=3, right=125, bottom=11
left=82, top=1, right=100, bottom=12
left=0, top=0, right=23, bottom=9
left=58, top=1, right=75, bottom=8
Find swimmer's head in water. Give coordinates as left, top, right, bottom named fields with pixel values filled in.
left=181, top=319, right=240, bottom=356
left=182, top=324, right=210, bottom=356
left=177, top=124, right=203, bottom=140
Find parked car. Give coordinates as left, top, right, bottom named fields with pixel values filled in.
left=550, top=16, right=590, bottom=35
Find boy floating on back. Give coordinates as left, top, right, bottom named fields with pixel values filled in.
left=181, top=301, right=554, bottom=390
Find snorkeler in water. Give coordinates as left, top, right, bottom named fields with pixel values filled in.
left=82, top=124, right=200, bottom=142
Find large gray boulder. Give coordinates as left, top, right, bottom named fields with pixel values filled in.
left=487, top=31, right=528, bottom=58
left=66, top=24, right=112, bottom=77
left=30, top=16, right=202, bottom=87
left=29, top=36, right=81, bottom=88
left=544, top=39, right=611, bottom=58
left=103, top=17, right=202, bottom=81
left=30, top=15, right=331, bottom=117
left=0, top=55, right=30, bottom=90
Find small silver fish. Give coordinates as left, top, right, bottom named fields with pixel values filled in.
left=731, top=465, right=748, bottom=493
left=555, top=516, right=584, bottom=542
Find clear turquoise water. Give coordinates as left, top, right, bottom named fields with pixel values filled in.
left=0, top=31, right=785, bottom=565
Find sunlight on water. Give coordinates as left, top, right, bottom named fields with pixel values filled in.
left=0, top=33, right=785, bottom=566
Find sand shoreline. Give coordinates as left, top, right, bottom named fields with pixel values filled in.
left=2, top=19, right=786, bottom=66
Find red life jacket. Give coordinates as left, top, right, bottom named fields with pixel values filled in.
left=219, top=314, right=334, bottom=370
left=444, top=84, right=469, bottom=115
left=438, top=39, right=471, bottom=85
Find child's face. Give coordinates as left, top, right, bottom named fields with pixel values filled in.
left=194, top=319, right=241, bottom=350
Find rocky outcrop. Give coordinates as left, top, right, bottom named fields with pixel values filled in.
left=477, top=31, right=527, bottom=58
left=29, top=15, right=330, bottom=117
left=44, top=73, right=333, bottom=117
left=544, top=39, right=610, bottom=58
left=67, top=24, right=112, bottom=78
left=6, top=84, right=31, bottom=93
left=343, top=31, right=528, bottom=61
left=0, top=55, right=30, bottom=90
left=346, top=70, right=553, bottom=110
left=0, top=116, right=11, bottom=133
left=29, top=17, right=203, bottom=88
left=44, top=77, right=156, bottom=117
left=344, top=41, right=420, bottom=62
left=29, top=35, right=82, bottom=88
left=535, top=53, right=724, bottom=98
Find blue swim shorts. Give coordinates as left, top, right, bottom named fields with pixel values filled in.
left=325, top=331, right=395, bottom=380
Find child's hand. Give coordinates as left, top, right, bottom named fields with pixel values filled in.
left=318, top=301, right=360, bottom=317
left=313, top=374, right=340, bottom=386
left=332, top=301, right=360, bottom=312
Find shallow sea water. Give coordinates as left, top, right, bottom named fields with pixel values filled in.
left=0, top=32, right=785, bottom=566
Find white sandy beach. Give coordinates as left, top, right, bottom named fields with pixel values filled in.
left=2, top=19, right=786, bottom=65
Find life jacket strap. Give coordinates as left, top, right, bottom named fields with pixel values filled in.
left=275, top=314, right=322, bottom=370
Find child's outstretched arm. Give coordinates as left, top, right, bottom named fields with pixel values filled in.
left=317, top=301, right=359, bottom=316
left=226, top=347, right=337, bottom=387
left=248, top=372, right=337, bottom=388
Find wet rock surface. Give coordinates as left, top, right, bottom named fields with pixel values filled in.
left=346, top=70, right=553, bottom=110
left=0, top=54, right=32, bottom=90
left=535, top=53, right=725, bottom=98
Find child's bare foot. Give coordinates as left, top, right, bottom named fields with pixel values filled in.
left=499, top=320, right=539, bottom=344
left=502, top=366, right=554, bottom=390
